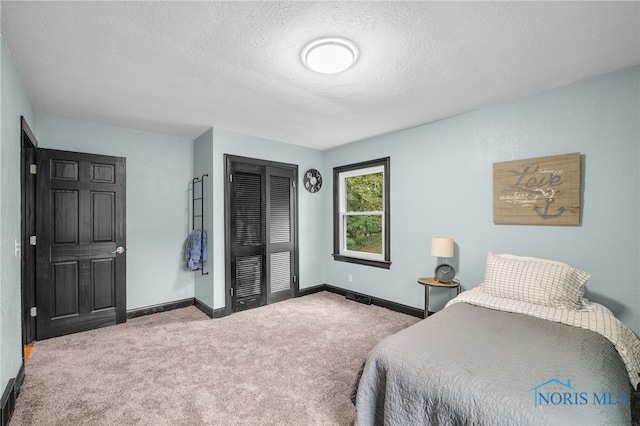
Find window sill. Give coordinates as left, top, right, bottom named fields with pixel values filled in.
left=332, top=254, right=391, bottom=269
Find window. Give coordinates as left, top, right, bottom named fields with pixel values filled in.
left=333, top=157, right=390, bottom=269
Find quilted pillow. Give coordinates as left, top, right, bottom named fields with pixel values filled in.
left=479, top=253, right=590, bottom=309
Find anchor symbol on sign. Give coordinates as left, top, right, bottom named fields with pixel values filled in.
left=533, top=198, right=566, bottom=220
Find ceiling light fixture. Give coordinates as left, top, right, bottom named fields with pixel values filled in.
left=301, top=37, right=358, bottom=74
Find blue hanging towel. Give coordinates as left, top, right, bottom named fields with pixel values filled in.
left=185, top=230, right=207, bottom=270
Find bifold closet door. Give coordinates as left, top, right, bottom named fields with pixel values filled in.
left=229, top=163, right=266, bottom=312
left=266, top=167, right=296, bottom=304
left=226, top=156, right=298, bottom=314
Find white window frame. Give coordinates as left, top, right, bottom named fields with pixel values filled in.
left=338, top=165, right=385, bottom=262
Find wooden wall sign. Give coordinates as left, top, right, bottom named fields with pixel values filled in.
left=493, top=153, right=581, bottom=225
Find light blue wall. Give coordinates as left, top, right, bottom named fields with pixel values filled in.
left=0, top=39, right=36, bottom=391
left=323, top=66, right=640, bottom=335
left=193, top=128, right=214, bottom=307
left=209, top=128, right=325, bottom=309
left=35, top=114, right=195, bottom=310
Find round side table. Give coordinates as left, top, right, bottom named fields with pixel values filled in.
left=417, top=277, right=461, bottom=319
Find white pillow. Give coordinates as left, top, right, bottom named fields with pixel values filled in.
left=479, top=252, right=590, bottom=309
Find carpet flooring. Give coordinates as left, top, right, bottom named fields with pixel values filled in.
left=11, top=291, right=419, bottom=425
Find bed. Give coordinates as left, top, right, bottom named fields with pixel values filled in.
left=352, top=253, right=640, bottom=425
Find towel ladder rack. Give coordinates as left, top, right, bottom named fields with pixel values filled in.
left=192, top=174, right=209, bottom=275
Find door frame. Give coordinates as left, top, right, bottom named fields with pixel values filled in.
left=223, top=154, right=299, bottom=315
left=20, top=117, right=38, bottom=350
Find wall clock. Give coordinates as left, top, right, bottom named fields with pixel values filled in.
left=303, top=169, right=322, bottom=193
left=434, top=264, right=456, bottom=283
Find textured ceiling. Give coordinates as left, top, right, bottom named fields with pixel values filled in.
left=1, top=1, right=639, bottom=150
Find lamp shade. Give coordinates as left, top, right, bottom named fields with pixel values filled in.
left=431, top=237, right=454, bottom=258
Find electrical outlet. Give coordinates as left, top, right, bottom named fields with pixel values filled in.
left=348, top=274, right=353, bottom=282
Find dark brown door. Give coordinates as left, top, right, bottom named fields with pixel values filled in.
left=225, top=156, right=298, bottom=314
left=36, top=149, right=126, bottom=339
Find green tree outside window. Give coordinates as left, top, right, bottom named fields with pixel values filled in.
left=345, top=172, right=383, bottom=253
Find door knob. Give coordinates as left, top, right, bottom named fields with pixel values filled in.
left=110, top=246, right=125, bottom=254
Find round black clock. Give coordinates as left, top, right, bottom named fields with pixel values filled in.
left=303, top=169, right=322, bottom=193
left=434, top=264, right=456, bottom=283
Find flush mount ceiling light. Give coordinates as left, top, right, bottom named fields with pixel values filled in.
left=301, top=37, right=359, bottom=74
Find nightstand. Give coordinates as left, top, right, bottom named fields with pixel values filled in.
left=417, top=277, right=461, bottom=319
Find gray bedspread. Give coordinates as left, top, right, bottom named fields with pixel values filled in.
left=354, top=303, right=631, bottom=425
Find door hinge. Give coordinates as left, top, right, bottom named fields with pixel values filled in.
left=293, top=276, right=297, bottom=284
left=292, top=181, right=296, bottom=189
left=29, top=236, right=37, bottom=246
left=230, top=287, right=234, bottom=297
left=29, top=164, right=37, bottom=174
left=30, top=307, right=37, bottom=317
left=229, top=173, right=233, bottom=183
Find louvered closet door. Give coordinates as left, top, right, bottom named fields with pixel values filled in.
left=226, top=156, right=298, bottom=314
left=266, top=167, right=296, bottom=304
left=229, top=163, right=266, bottom=312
